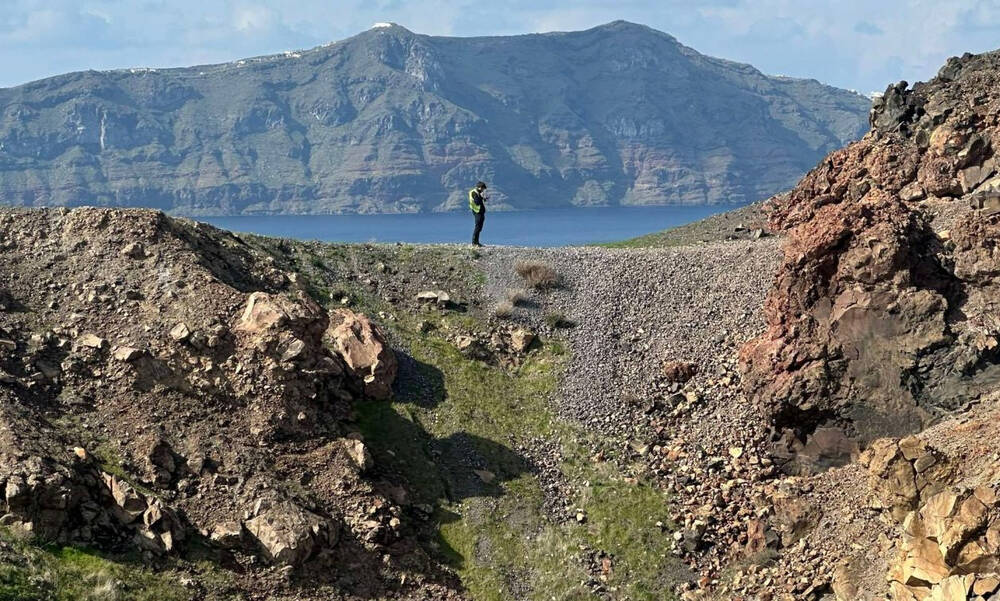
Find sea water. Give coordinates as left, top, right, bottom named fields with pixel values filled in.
left=202, top=204, right=743, bottom=247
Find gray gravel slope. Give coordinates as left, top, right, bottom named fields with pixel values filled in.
left=476, top=239, right=781, bottom=436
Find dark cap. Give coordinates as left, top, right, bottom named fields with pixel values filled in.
left=476, top=181, right=487, bottom=189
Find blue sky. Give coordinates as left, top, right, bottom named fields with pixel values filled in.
left=2, top=0, right=999, bottom=94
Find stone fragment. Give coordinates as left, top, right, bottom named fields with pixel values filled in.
left=473, top=470, right=496, bottom=484
left=662, top=360, right=698, bottom=383
left=889, top=487, right=1000, bottom=600
left=510, top=328, right=536, bottom=353
left=113, top=346, right=143, bottom=362
left=210, top=521, right=244, bottom=549
left=928, top=575, right=970, bottom=601
left=169, top=323, right=191, bottom=342
left=973, top=576, right=1000, bottom=596
left=77, top=334, right=107, bottom=349
left=121, top=242, right=146, bottom=259
left=244, top=504, right=334, bottom=566
left=102, top=473, right=147, bottom=523
left=344, top=439, right=373, bottom=472
left=280, top=338, right=307, bottom=363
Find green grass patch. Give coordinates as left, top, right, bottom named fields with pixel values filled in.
left=0, top=529, right=190, bottom=601
left=356, top=308, right=681, bottom=600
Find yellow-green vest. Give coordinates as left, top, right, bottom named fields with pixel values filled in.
left=469, top=188, right=482, bottom=213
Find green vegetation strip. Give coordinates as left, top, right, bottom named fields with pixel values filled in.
left=358, top=310, right=682, bottom=600
left=0, top=530, right=189, bottom=601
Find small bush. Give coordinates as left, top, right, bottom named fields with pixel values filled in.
left=515, top=261, right=560, bottom=291
left=494, top=301, right=515, bottom=319
left=545, top=312, right=576, bottom=329
left=506, top=289, right=530, bottom=307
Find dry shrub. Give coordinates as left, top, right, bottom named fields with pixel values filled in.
left=515, top=261, right=560, bottom=290
left=494, top=301, right=515, bottom=319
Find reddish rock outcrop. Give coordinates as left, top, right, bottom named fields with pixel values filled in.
left=742, top=51, right=1000, bottom=472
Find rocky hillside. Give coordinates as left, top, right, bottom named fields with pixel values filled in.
left=0, top=208, right=467, bottom=600
left=0, top=21, right=869, bottom=215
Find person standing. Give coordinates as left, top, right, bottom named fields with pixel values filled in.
left=469, top=181, right=487, bottom=246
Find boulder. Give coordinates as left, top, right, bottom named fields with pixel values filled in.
left=860, top=437, right=951, bottom=522
left=415, top=290, right=439, bottom=303
left=510, top=328, right=536, bottom=353
left=169, top=323, right=191, bottom=342
left=325, top=309, right=397, bottom=400
left=343, top=438, right=374, bottom=472
left=77, top=334, right=108, bottom=350
left=888, top=487, right=1000, bottom=600
left=238, top=291, right=325, bottom=332
left=103, top=474, right=147, bottom=522
left=279, top=337, right=307, bottom=363
left=138, top=436, right=178, bottom=485
left=113, top=346, right=144, bottom=362
left=770, top=489, right=818, bottom=547
left=415, top=290, right=451, bottom=309
left=244, top=504, right=337, bottom=566
left=209, top=521, right=244, bottom=549
left=121, top=242, right=146, bottom=259
left=662, top=360, right=698, bottom=383
left=455, top=335, right=489, bottom=360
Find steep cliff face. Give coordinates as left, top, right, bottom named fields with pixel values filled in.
left=741, top=50, right=1000, bottom=474
left=0, top=21, right=869, bottom=215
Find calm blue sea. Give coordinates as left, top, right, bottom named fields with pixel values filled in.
left=201, top=204, right=743, bottom=247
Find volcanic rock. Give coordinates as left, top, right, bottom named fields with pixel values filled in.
left=742, top=49, right=1000, bottom=463
left=888, top=487, right=1000, bottom=600
left=169, top=323, right=191, bottom=342
left=244, top=503, right=338, bottom=566
left=860, top=437, right=952, bottom=522
left=112, top=346, right=144, bottom=362
left=77, top=334, right=108, bottom=349
left=510, top=328, right=536, bottom=353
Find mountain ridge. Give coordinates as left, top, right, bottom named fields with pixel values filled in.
left=0, top=21, right=870, bottom=215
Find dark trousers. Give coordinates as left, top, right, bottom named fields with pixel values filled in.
left=472, top=210, right=485, bottom=244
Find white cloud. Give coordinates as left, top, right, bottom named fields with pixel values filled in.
left=233, top=5, right=275, bottom=32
